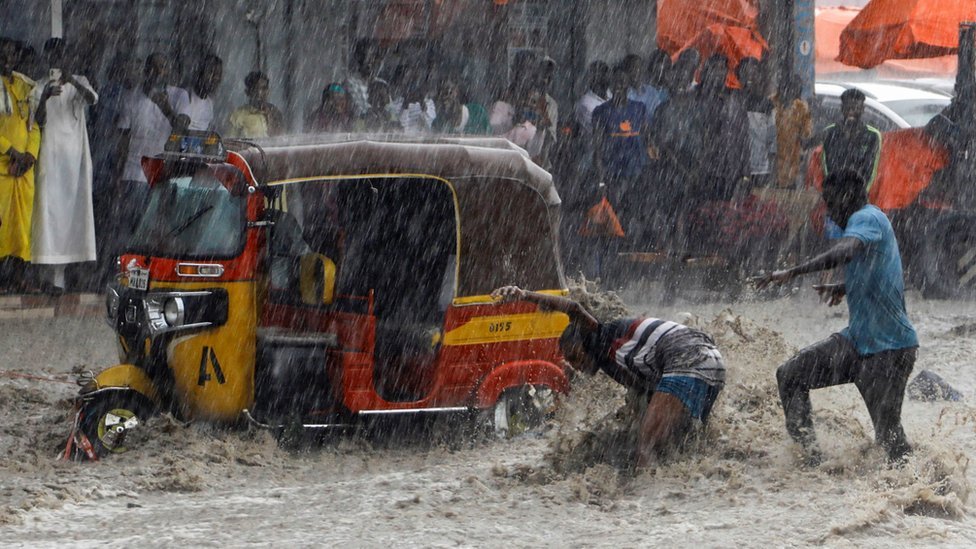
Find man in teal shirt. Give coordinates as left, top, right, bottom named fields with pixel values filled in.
left=757, top=169, right=918, bottom=466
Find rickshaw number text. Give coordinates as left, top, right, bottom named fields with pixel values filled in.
left=488, top=321, right=513, bottom=333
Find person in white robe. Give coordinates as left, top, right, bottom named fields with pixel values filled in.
left=30, top=39, right=97, bottom=292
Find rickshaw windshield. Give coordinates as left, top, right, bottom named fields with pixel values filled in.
left=129, top=169, right=246, bottom=259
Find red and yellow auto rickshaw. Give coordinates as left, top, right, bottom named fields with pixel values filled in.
left=71, top=132, right=571, bottom=458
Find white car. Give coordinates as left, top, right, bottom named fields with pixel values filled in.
left=813, top=81, right=952, bottom=133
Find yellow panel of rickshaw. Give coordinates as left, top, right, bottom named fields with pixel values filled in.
left=442, top=311, right=569, bottom=347
left=93, top=363, right=160, bottom=403
left=153, top=280, right=257, bottom=422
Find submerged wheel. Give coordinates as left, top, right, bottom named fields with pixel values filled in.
left=492, top=385, right=556, bottom=439
left=78, top=392, right=154, bottom=458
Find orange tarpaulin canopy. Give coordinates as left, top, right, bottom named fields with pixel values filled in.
left=657, top=0, right=766, bottom=82
left=817, top=7, right=956, bottom=77
left=838, top=0, right=976, bottom=69
left=808, top=128, right=949, bottom=212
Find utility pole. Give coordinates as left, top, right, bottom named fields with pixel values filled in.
left=51, top=0, right=63, bottom=38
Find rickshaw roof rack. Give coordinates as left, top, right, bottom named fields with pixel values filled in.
left=228, top=132, right=534, bottom=156
left=228, top=132, right=559, bottom=207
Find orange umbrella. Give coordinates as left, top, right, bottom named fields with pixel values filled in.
left=817, top=7, right=956, bottom=76
left=685, top=23, right=767, bottom=86
left=657, top=0, right=766, bottom=86
left=807, top=128, right=949, bottom=212
left=657, top=0, right=760, bottom=54
left=838, top=0, right=976, bottom=69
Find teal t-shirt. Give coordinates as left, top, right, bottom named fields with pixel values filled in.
left=840, top=205, right=918, bottom=355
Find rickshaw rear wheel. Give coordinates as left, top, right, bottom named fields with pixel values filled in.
left=492, top=385, right=556, bottom=439
left=78, top=392, right=154, bottom=458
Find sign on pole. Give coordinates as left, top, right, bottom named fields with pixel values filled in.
left=795, top=0, right=815, bottom=99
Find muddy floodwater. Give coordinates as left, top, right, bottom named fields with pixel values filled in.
left=2, top=287, right=976, bottom=547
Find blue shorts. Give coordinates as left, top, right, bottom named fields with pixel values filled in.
left=655, top=376, right=722, bottom=423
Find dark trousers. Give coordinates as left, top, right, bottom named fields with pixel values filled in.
left=605, top=172, right=644, bottom=242
left=776, top=333, right=916, bottom=461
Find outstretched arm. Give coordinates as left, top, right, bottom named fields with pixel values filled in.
left=491, top=286, right=600, bottom=332
left=756, top=236, right=864, bottom=288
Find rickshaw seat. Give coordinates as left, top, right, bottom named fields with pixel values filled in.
left=268, top=209, right=311, bottom=293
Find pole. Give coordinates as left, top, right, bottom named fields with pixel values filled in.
left=51, top=0, right=63, bottom=38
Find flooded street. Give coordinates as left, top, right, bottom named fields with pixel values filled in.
left=2, top=287, right=975, bottom=547
left=1, top=0, right=973, bottom=546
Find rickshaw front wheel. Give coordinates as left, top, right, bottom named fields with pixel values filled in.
left=78, top=392, right=154, bottom=458
left=492, top=385, right=556, bottom=439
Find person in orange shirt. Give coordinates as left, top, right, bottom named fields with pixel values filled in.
left=0, top=37, right=41, bottom=291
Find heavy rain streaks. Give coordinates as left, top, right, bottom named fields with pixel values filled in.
left=2, top=0, right=976, bottom=546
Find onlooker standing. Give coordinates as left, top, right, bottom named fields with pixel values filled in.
left=396, top=67, right=435, bottom=135
left=31, top=39, right=98, bottom=294
left=630, top=51, right=671, bottom=122
left=175, top=54, right=222, bottom=131
left=504, top=89, right=544, bottom=158
left=670, top=48, right=700, bottom=94
left=90, top=54, right=138, bottom=287
left=773, top=74, right=812, bottom=188
left=620, top=53, right=644, bottom=102
left=363, top=79, right=398, bottom=132
left=736, top=57, right=776, bottom=188
left=0, top=37, right=40, bottom=291
left=116, top=53, right=188, bottom=250
left=574, top=61, right=610, bottom=140
left=305, top=83, right=353, bottom=132
left=489, top=50, right=539, bottom=136
left=591, top=65, right=650, bottom=235
left=536, top=57, right=560, bottom=169
left=647, top=48, right=702, bottom=230
left=228, top=71, right=284, bottom=138
left=13, top=41, right=39, bottom=80
left=812, top=88, right=882, bottom=190
left=488, top=85, right=518, bottom=136
left=431, top=78, right=489, bottom=135
left=344, top=39, right=380, bottom=119
left=696, top=54, right=749, bottom=203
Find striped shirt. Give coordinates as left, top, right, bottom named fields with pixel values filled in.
left=586, top=318, right=726, bottom=393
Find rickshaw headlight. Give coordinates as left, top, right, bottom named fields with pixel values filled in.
left=163, top=298, right=185, bottom=326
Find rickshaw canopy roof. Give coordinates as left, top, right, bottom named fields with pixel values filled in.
left=228, top=134, right=560, bottom=208
left=227, top=134, right=566, bottom=295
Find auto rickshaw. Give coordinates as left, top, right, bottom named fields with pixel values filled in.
left=68, top=131, right=571, bottom=458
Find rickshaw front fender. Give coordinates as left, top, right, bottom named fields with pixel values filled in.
left=474, top=360, right=569, bottom=409
left=85, top=364, right=160, bottom=405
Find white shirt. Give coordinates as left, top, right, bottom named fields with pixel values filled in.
left=398, top=98, right=436, bottom=135
left=575, top=90, right=609, bottom=137
left=344, top=74, right=369, bottom=118
left=489, top=100, right=515, bottom=135
left=118, top=85, right=186, bottom=182
left=174, top=88, right=215, bottom=131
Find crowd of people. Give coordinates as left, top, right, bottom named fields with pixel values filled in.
left=1, top=34, right=888, bottom=294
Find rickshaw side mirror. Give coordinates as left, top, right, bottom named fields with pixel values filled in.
left=299, top=253, right=337, bottom=306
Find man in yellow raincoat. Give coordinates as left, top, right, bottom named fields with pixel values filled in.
left=0, top=37, right=40, bottom=288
